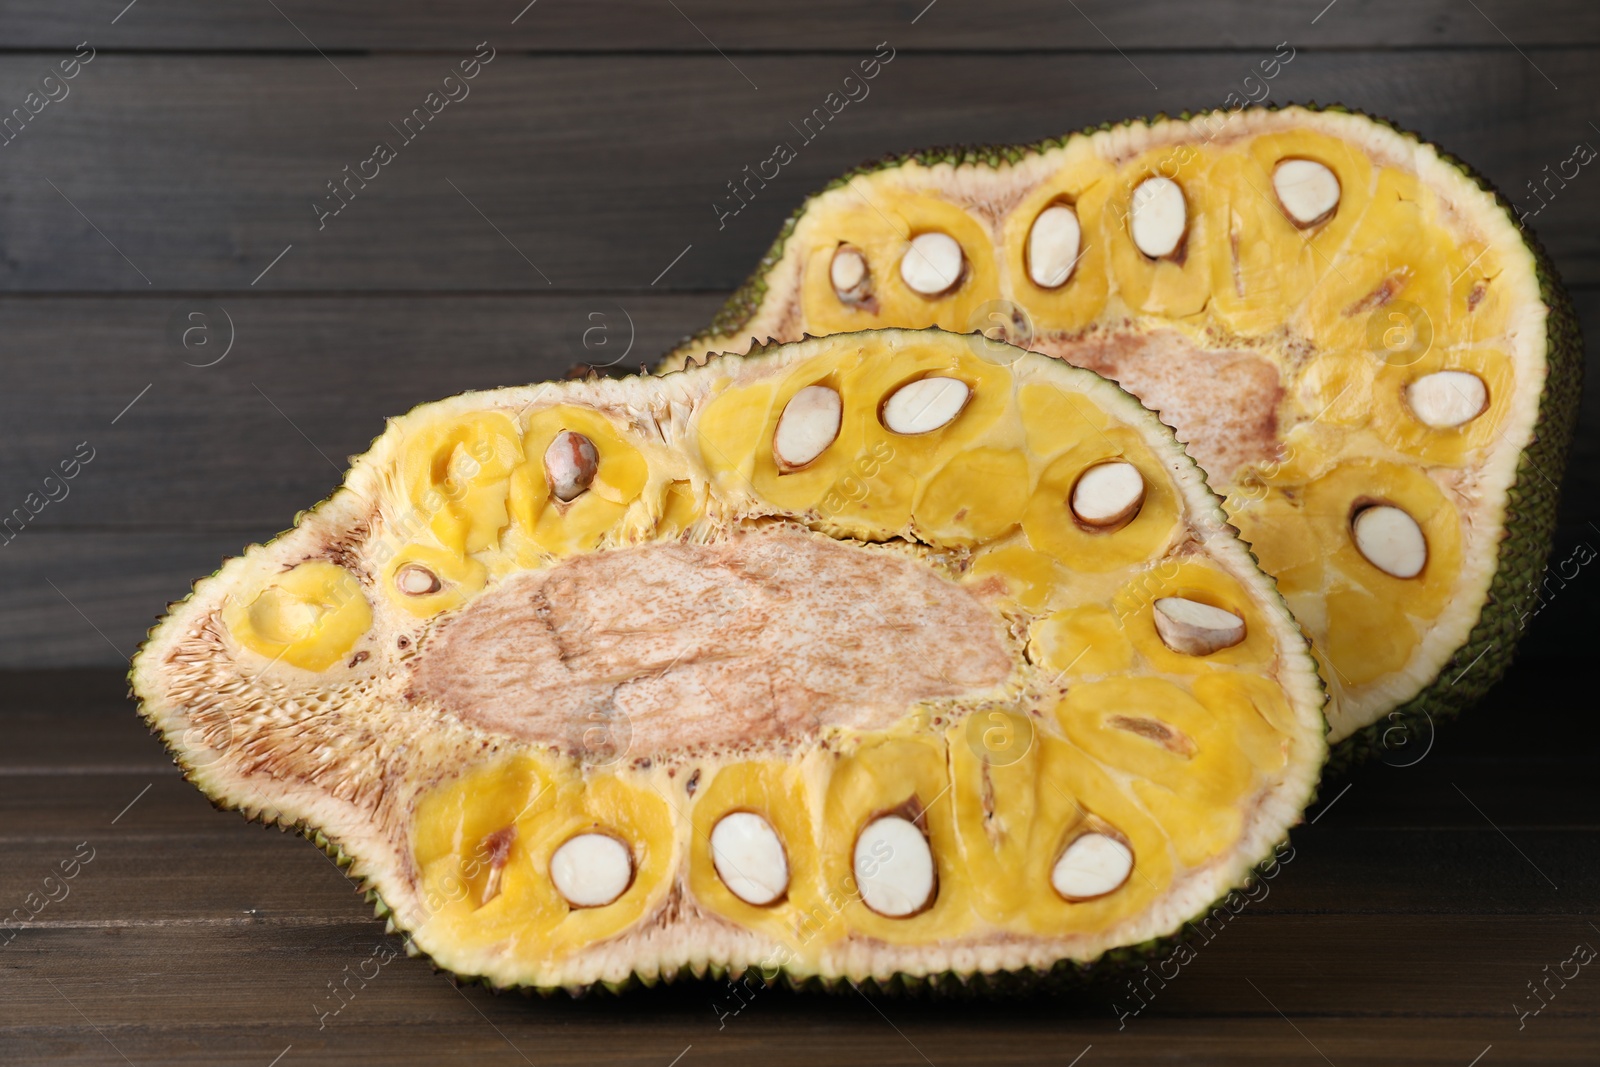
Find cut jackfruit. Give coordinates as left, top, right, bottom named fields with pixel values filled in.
left=133, top=330, right=1325, bottom=992
left=665, top=106, right=1581, bottom=758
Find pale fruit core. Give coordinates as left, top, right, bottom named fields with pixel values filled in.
left=413, top=531, right=1012, bottom=756
left=1037, top=329, right=1283, bottom=486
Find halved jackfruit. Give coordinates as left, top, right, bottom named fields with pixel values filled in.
left=133, top=330, right=1325, bottom=992
left=664, top=106, right=1582, bottom=759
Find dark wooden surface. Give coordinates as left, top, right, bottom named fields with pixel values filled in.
left=3, top=663, right=1596, bottom=1065
left=0, top=1, right=1596, bottom=1062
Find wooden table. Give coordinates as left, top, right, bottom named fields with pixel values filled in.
left=5, top=665, right=1595, bottom=1064
left=1, top=2, right=1597, bottom=1062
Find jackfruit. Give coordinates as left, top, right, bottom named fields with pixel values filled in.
left=133, top=330, right=1325, bottom=992
left=664, top=106, right=1581, bottom=760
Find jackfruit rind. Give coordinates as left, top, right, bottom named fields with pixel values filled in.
left=133, top=329, right=1325, bottom=992
left=662, top=105, right=1582, bottom=759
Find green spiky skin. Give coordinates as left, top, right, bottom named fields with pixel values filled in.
left=664, top=104, right=1585, bottom=770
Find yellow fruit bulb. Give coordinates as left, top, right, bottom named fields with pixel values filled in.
left=1100, top=144, right=1217, bottom=319
left=1054, top=677, right=1253, bottom=867
left=820, top=735, right=972, bottom=946
left=512, top=406, right=649, bottom=555
left=1369, top=347, right=1515, bottom=465
left=948, top=710, right=1049, bottom=925
left=1114, top=558, right=1278, bottom=675
left=1029, top=605, right=1136, bottom=680
left=688, top=761, right=821, bottom=944
left=1001, top=148, right=1114, bottom=332
left=798, top=189, right=1001, bottom=336
left=380, top=542, right=488, bottom=618
left=412, top=754, right=676, bottom=964
left=1022, top=438, right=1180, bottom=573
left=221, top=559, right=372, bottom=671
left=1297, top=168, right=1448, bottom=362
left=1320, top=583, right=1420, bottom=688
left=398, top=411, right=523, bottom=555
left=1301, top=458, right=1463, bottom=619
left=966, top=542, right=1069, bottom=614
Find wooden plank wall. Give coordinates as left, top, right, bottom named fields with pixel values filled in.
left=0, top=1, right=1594, bottom=671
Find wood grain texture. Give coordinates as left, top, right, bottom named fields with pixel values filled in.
left=0, top=1015, right=1592, bottom=1067
left=0, top=294, right=721, bottom=528
left=0, top=52, right=1593, bottom=294
left=5, top=0, right=1600, bottom=51
left=4, top=917, right=1599, bottom=1021
left=0, top=665, right=1596, bottom=1066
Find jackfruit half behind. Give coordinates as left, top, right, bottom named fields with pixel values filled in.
left=663, top=105, right=1582, bottom=763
